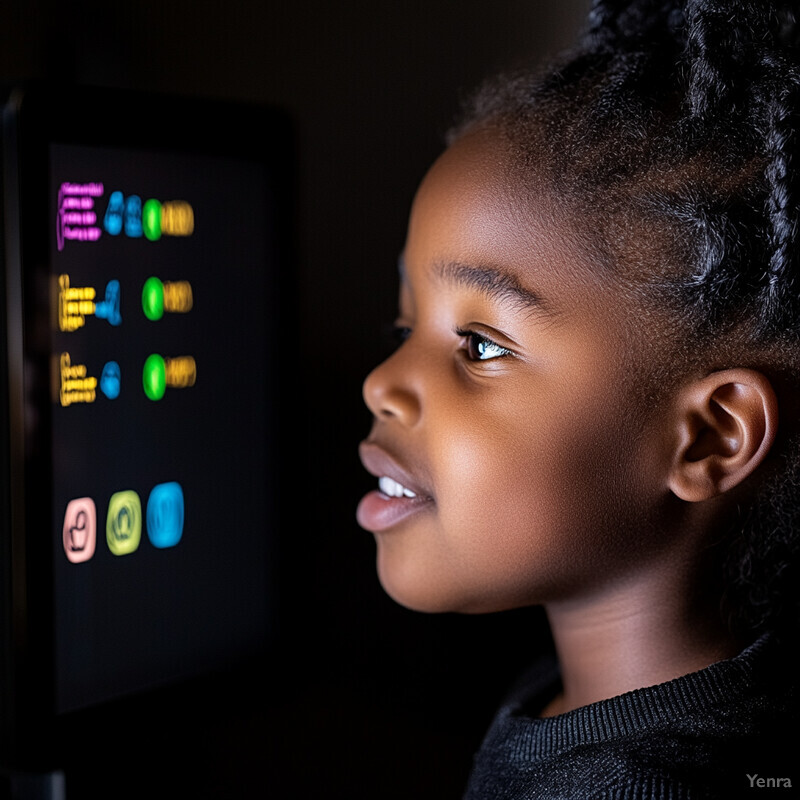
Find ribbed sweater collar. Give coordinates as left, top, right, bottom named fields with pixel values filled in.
left=491, top=633, right=774, bottom=764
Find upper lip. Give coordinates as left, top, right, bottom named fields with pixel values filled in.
left=359, top=440, right=432, bottom=500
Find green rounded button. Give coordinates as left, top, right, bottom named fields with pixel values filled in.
left=106, top=490, right=142, bottom=556
left=142, top=276, right=165, bottom=321
left=142, top=199, right=162, bottom=241
left=143, top=354, right=166, bottom=401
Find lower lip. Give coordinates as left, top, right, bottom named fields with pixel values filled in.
left=356, top=490, right=433, bottom=532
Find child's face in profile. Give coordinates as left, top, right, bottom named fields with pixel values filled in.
left=358, top=128, right=675, bottom=615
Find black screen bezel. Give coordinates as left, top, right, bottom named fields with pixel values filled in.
left=1, top=83, right=293, bottom=770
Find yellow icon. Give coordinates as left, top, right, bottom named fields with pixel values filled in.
left=106, top=491, right=142, bottom=556
left=58, top=274, right=96, bottom=331
left=59, top=352, right=97, bottom=407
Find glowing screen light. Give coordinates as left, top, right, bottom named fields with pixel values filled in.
left=142, top=199, right=162, bottom=241
left=99, top=361, right=121, bottom=400
left=57, top=181, right=104, bottom=251
left=59, top=274, right=122, bottom=330
left=59, top=352, right=98, bottom=407
left=45, top=107, right=280, bottom=718
left=103, top=190, right=124, bottom=235
left=58, top=274, right=96, bottom=332
left=146, top=482, right=184, bottom=549
left=106, top=491, right=142, bottom=556
left=142, top=277, right=193, bottom=321
left=142, top=277, right=165, bottom=321
left=142, top=354, right=197, bottom=400
left=124, top=195, right=143, bottom=237
left=63, top=498, right=97, bottom=563
left=163, top=280, right=193, bottom=313
left=161, top=200, right=194, bottom=236
left=99, top=191, right=193, bottom=241
left=94, top=280, right=122, bottom=326
left=165, top=356, right=197, bottom=388
left=142, top=354, right=167, bottom=401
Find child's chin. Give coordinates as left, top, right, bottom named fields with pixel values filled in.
left=378, top=564, right=458, bottom=614
left=377, top=564, right=503, bottom=615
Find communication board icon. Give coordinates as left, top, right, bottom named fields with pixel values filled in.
left=147, top=482, right=184, bottom=548
left=106, top=490, right=142, bottom=556
left=63, top=497, right=97, bottom=563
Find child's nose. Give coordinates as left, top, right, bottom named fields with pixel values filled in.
left=362, top=350, right=422, bottom=427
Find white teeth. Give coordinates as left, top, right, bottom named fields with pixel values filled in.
left=379, top=476, right=417, bottom=498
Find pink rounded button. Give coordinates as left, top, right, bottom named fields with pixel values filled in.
left=63, top=497, right=97, bottom=563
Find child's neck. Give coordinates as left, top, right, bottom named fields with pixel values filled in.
left=541, top=568, right=743, bottom=718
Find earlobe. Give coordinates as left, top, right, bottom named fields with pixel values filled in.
left=668, top=369, right=779, bottom=502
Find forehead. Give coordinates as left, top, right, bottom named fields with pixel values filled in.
left=404, top=128, right=607, bottom=310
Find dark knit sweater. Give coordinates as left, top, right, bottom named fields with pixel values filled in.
left=463, top=633, right=797, bottom=799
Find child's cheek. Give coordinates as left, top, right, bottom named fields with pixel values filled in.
left=438, top=402, right=653, bottom=609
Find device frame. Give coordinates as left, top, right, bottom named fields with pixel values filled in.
left=0, top=83, right=294, bottom=771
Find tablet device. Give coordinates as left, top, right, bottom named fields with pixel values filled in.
left=0, top=84, right=290, bottom=768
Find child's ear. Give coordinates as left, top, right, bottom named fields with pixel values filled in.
left=668, top=369, right=778, bottom=502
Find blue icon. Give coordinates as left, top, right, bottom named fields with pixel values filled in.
left=124, top=195, right=143, bottom=238
left=146, top=482, right=184, bottom=549
left=95, top=280, right=122, bottom=326
left=104, top=190, right=124, bottom=235
left=99, top=361, right=121, bottom=399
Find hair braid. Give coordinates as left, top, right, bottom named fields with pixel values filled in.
left=762, top=66, right=800, bottom=333
left=583, top=0, right=685, bottom=52
left=675, top=0, right=800, bottom=339
left=684, top=0, right=735, bottom=120
left=585, top=0, right=629, bottom=51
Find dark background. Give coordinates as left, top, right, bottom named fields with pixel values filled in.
left=2, top=2, right=590, bottom=798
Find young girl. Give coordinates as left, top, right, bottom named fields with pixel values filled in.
left=357, top=1, right=799, bottom=797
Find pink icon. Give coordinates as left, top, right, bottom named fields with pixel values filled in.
left=63, top=497, right=97, bottom=563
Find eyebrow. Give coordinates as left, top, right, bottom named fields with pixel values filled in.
left=397, top=255, right=554, bottom=318
left=431, top=259, right=550, bottom=316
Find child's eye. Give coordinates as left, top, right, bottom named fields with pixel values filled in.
left=383, top=323, right=412, bottom=351
left=392, top=324, right=412, bottom=345
left=456, top=328, right=512, bottom=361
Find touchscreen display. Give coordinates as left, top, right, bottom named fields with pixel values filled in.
left=48, top=143, right=275, bottom=713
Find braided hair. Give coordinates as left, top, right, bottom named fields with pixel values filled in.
left=452, top=0, right=800, bottom=636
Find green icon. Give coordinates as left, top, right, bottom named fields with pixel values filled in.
left=106, top=490, right=142, bottom=556
left=142, top=199, right=162, bottom=241
left=143, top=354, right=166, bottom=401
left=142, top=276, right=165, bottom=321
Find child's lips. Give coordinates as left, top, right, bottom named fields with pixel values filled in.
left=357, top=441, right=434, bottom=532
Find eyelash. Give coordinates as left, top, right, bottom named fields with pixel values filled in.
left=390, top=324, right=512, bottom=362
left=455, top=328, right=512, bottom=361
left=390, top=324, right=412, bottom=347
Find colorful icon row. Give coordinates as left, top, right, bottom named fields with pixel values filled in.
left=57, top=183, right=193, bottom=252
left=59, top=351, right=197, bottom=407
left=58, top=273, right=193, bottom=332
left=63, top=482, right=184, bottom=563
left=103, top=191, right=194, bottom=241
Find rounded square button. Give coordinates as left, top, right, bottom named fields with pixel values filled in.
left=63, top=497, right=97, bottom=563
left=106, top=490, right=142, bottom=556
left=147, top=482, right=184, bottom=549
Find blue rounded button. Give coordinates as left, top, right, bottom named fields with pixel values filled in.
left=146, top=482, right=184, bottom=549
